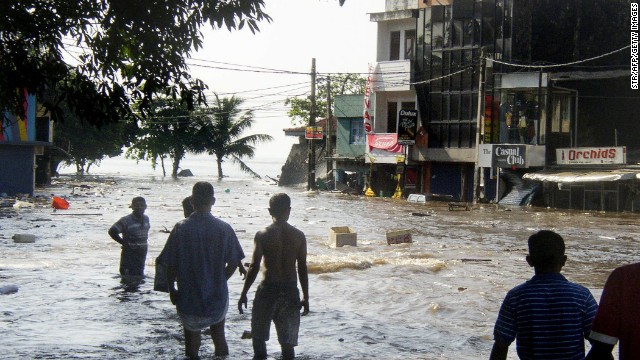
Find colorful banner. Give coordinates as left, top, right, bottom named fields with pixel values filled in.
left=367, top=133, right=403, bottom=153
left=363, top=64, right=373, bottom=133
left=305, top=126, right=323, bottom=139
left=2, top=90, right=36, bottom=142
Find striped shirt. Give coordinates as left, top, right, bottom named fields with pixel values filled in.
left=110, top=213, right=150, bottom=245
left=494, top=273, right=598, bottom=360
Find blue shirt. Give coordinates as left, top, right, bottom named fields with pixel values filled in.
left=160, top=212, right=244, bottom=317
left=494, top=273, right=598, bottom=360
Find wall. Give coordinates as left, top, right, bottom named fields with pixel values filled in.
left=0, top=144, right=35, bottom=195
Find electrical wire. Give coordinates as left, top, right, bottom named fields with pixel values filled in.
left=485, top=45, right=631, bottom=69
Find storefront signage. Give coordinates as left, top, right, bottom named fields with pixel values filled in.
left=367, top=133, right=403, bottom=153
left=494, top=145, right=526, bottom=168
left=305, top=126, right=323, bottom=140
left=397, top=109, right=418, bottom=145
left=556, top=147, right=626, bottom=165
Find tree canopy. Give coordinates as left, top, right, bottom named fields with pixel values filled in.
left=126, top=96, right=202, bottom=177
left=0, top=0, right=270, bottom=127
left=197, top=95, right=273, bottom=179
left=285, top=73, right=365, bottom=126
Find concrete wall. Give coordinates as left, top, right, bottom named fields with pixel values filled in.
left=0, top=144, right=35, bottom=195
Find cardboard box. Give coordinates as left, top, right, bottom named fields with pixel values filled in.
left=386, top=229, right=412, bottom=245
left=329, top=226, right=357, bottom=247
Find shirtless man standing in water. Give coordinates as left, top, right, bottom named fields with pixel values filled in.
left=238, top=193, right=309, bottom=360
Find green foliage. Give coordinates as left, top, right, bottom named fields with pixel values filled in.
left=197, top=95, right=273, bottom=179
left=285, top=74, right=365, bottom=126
left=54, top=106, right=134, bottom=174
left=126, top=96, right=202, bottom=177
left=0, top=0, right=271, bottom=127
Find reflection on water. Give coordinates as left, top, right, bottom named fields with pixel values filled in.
left=0, top=174, right=635, bottom=359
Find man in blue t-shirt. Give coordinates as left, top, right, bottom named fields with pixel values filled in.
left=490, top=230, right=598, bottom=360
left=160, top=182, right=244, bottom=359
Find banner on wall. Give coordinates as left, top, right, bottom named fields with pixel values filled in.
left=367, top=133, right=403, bottom=153
left=363, top=64, right=373, bottom=133
left=397, top=109, right=418, bottom=145
left=2, top=90, right=36, bottom=142
left=556, top=147, right=626, bottom=165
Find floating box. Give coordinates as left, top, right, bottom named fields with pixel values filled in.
left=13, top=234, right=36, bottom=243
left=329, top=226, right=357, bottom=247
left=386, top=229, right=412, bottom=245
left=407, top=194, right=427, bottom=203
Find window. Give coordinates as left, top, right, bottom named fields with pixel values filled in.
left=552, top=94, right=571, bottom=133
left=387, top=102, right=398, bottom=133
left=405, top=30, right=416, bottom=60
left=350, top=119, right=365, bottom=144
left=390, top=31, right=401, bottom=61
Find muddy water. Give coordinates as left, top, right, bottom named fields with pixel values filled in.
left=1, top=174, right=637, bottom=359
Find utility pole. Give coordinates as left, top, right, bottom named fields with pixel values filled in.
left=472, top=51, right=486, bottom=204
left=307, top=58, right=317, bottom=191
left=326, top=75, right=333, bottom=189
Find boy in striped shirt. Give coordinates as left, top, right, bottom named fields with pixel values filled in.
left=490, top=230, right=598, bottom=360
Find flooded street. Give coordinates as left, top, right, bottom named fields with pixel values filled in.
left=1, top=174, right=638, bottom=359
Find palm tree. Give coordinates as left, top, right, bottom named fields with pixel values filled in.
left=198, top=95, right=273, bottom=179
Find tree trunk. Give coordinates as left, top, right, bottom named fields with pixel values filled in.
left=171, top=150, right=184, bottom=177
left=160, top=157, right=166, bottom=177
left=216, top=154, right=224, bottom=179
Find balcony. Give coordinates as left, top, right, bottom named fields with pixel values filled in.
left=373, top=60, right=412, bottom=92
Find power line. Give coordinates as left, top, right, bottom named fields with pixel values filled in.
left=485, top=45, right=631, bottom=69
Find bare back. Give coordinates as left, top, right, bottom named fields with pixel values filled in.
left=253, top=221, right=306, bottom=284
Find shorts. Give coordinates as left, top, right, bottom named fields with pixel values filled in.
left=120, top=243, right=148, bottom=276
left=178, top=302, right=228, bottom=332
left=251, top=282, right=301, bottom=346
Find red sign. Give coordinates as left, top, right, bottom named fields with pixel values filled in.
left=305, top=126, right=323, bottom=139
left=367, top=133, right=403, bottom=153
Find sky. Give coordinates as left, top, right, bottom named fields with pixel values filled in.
left=60, top=0, right=387, bottom=176
left=184, top=0, right=386, bottom=162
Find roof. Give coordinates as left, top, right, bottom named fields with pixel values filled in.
left=283, top=117, right=337, bottom=137
left=523, top=169, right=640, bottom=182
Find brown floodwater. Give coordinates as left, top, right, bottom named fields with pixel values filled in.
left=1, top=174, right=637, bottom=359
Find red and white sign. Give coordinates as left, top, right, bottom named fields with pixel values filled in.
left=367, top=133, right=403, bottom=153
left=363, top=64, right=373, bottom=133
left=556, top=147, right=626, bottom=165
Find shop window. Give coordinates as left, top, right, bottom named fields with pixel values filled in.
left=460, top=123, right=472, bottom=148
left=405, top=30, right=416, bottom=60
left=350, top=119, right=365, bottom=145
left=461, top=94, right=472, bottom=120
left=433, top=21, right=444, bottom=49
left=387, top=102, right=398, bottom=133
left=452, top=20, right=463, bottom=47
left=499, top=90, right=546, bottom=144
left=390, top=31, right=401, bottom=61
left=431, top=94, right=443, bottom=121
left=450, top=94, right=461, bottom=120
left=552, top=94, right=571, bottom=133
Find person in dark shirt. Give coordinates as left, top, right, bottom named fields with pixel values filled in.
left=108, top=196, right=150, bottom=276
left=161, top=182, right=244, bottom=359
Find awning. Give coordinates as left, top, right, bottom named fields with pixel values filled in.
left=523, top=169, right=640, bottom=183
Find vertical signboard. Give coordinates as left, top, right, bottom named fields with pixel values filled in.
left=397, top=109, right=418, bottom=145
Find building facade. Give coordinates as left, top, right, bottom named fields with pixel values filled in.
left=368, top=0, right=638, bottom=210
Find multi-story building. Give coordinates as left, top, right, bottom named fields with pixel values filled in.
left=368, top=0, right=639, bottom=210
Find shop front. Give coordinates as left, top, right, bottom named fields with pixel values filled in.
left=523, top=147, right=640, bottom=212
